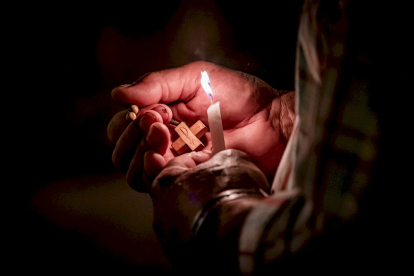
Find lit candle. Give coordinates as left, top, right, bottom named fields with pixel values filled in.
left=201, top=71, right=226, bottom=155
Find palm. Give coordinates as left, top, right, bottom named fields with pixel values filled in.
left=165, top=68, right=287, bottom=179
left=109, top=61, right=294, bottom=190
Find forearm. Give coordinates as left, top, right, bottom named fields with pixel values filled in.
left=168, top=190, right=303, bottom=275
left=185, top=186, right=378, bottom=275
left=149, top=150, right=312, bottom=275
left=168, top=195, right=264, bottom=275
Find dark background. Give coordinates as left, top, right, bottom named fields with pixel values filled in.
left=10, top=1, right=302, bottom=274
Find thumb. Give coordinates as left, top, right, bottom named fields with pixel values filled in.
left=111, top=61, right=217, bottom=107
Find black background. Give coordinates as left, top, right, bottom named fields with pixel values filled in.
left=9, top=1, right=302, bottom=274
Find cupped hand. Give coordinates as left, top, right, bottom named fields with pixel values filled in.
left=107, top=61, right=295, bottom=192
left=149, top=149, right=269, bottom=262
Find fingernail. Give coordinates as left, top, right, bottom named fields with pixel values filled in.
left=188, top=150, right=212, bottom=157
left=202, top=149, right=213, bottom=155
left=188, top=151, right=203, bottom=158
left=152, top=105, right=169, bottom=122
left=146, top=125, right=162, bottom=147
left=139, top=112, right=156, bottom=131
left=188, top=150, right=212, bottom=163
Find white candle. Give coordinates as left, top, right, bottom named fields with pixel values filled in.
left=201, top=71, right=226, bottom=155
left=207, top=102, right=226, bottom=155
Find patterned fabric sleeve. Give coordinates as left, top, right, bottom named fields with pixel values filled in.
left=237, top=0, right=400, bottom=274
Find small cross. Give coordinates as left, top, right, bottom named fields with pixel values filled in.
left=172, top=120, right=208, bottom=155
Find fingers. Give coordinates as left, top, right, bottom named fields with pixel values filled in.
left=161, top=150, right=213, bottom=172
left=112, top=108, right=167, bottom=172
left=142, top=148, right=212, bottom=193
left=127, top=122, right=171, bottom=192
left=111, top=61, right=218, bottom=107
left=148, top=150, right=213, bottom=193
left=109, top=98, right=213, bottom=192
left=142, top=151, right=168, bottom=191
left=150, top=154, right=197, bottom=191
left=146, top=122, right=171, bottom=154
left=112, top=112, right=154, bottom=172
left=149, top=149, right=269, bottom=198
left=107, top=110, right=130, bottom=143
left=136, top=104, right=173, bottom=124
left=107, top=104, right=172, bottom=145
left=188, top=150, right=213, bottom=164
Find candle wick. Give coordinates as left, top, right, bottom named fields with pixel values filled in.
left=209, top=94, right=214, bottom=105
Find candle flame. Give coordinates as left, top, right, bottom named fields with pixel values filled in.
left=201, top=71, right=214, bottom=104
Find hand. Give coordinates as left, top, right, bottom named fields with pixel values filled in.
left=150, top=149, right=269, bottom=267
left=107, top=61, right=295, bottom=191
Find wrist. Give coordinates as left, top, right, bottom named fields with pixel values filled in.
left=192, top=188, right=268, bottom=235
left=189, top=195, right=265, bottom=275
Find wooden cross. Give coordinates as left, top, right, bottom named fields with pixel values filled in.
left=172, top=120, right=208, bottom=155
left=125, top=106, right=208, bottom=155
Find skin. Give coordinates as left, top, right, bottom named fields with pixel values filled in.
left=107, top=61, right=295, bottom=192
left=151, top=149, right=271, bottom=255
